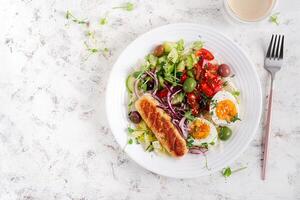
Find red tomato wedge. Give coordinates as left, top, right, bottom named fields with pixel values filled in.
left=195, top=48, right=214, bottom=61
left=180, top=72, right=188, bottom=83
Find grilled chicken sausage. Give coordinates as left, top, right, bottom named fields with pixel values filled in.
left=135, top=94, right=188, bottom=157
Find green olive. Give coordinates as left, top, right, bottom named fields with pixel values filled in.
left=183, top=78, right=196, bottom=93
left=218, top=126, right=232, bottom=141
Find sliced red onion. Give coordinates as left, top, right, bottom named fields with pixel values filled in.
left=134, top=78, right=140, bottom=98
left=166, top=90, right=179, bottom=119
left=179, top=117, right=188, bottom=139
left=189, top=146, right=208, bottom=154
left=189, top=148, right=203, bottom=154
left=145, top=71, right=158, bottom=95
left=134, top=74, right=146, bottom=98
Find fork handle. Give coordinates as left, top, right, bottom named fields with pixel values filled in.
left=261, top=76, right=275, bottom=180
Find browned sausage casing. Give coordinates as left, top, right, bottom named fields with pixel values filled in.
left=135, top=94, right=188, bottom=157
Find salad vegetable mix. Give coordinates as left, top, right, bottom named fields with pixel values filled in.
left=126, top=39, right=241, bottom=156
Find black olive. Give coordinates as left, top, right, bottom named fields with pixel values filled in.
left=129, top=111, right=142, bottom=124
left=147, top=80, right=154, bottom=90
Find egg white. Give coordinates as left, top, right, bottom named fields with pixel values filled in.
left=189, top=118, right=218, bottom=146
left=210, top=91, right=239, bottom=126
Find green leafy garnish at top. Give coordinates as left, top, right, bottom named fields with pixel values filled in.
left=65, top=10, right=89, bottom=26
left=222, top=166, right=247, bottom=178
left=269, top=13, right=280, bottom=25
left=113, top=2, right=135, bottom=11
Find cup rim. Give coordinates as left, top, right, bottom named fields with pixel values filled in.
left=223, top=0, right=277, bottom=23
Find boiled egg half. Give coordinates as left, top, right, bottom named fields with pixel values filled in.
left=210, top=91, right=240, bottom=126
left=188, top=118, right=218, bottom=146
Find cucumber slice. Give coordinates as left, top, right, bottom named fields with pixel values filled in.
left=176, top=61, right=185, bottom=72
left=126, top=75, right=135, bottom=93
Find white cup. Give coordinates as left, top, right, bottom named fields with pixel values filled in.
left=224, top=0, right=277, bottom=23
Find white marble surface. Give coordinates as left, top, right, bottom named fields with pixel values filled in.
left=0, top=0, right=300, bottom=199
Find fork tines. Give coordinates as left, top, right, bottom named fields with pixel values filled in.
left=266, top=34, right=284, bottom=59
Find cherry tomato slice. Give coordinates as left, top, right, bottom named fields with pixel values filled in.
left=180, top=72, right=188, bottom=83
left=206, top=62, right=219, bottom=74
left=195, top=58, right=204, bottom=81
left=195, top=48, right=214, bottom=61
left=187, top=92, right=200, bottom=116
left=200, top=82, right=215, bottom=97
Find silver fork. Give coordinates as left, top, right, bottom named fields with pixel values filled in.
left=262, top=34, right=284, bottom=180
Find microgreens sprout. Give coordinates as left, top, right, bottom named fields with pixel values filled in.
left=113, top=2, right=135, bottom=11
left=99, top=17, right=108, bottom=25
left=269, top=13, right=280, bottom=25
left=222, top=166, right=247, bottom=178
left=65, top=10, right=89, bottom=26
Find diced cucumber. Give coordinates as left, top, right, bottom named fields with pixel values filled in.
left=158, top=55, right=167, bottom=65
left=185, top=54, right=197, bottom=69
left=192, top=41, right=204, bottom=51
left=171, top=92, right=184, bottom=105
left=176, top=61, right=185, bottom=72
left=176, top=39, right=185, bottom=51
left=146, top=54, right=158, bottom=67
left=163, top=42, right=176, bottom=53
left=126, top=75, right=135, bottom=93
left=167, top=48, right=178, bottom=63
left=132, top=130, right=144, bottom=138
left=136, top=121, right=148, bottom=130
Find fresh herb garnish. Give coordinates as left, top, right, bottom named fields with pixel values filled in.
left=222, top=167, right=232, bottom=178
left=210, top=99, right=218, bottom=109
left=184, top=111, right=196, bottom=122
left=231, top=91, right=240, bottom=98
left=164, top=74, right=181, bottom=86
left=84, top=42, right=110, bottom=58
left=127, top=127, right=134, bottom=134
left=200, top=142, right=208, bottom=148
left=222, top=166, right=247, bottom=178
left=128, top=100, right=133, bottom=108
left=128, top=138, right=133, bottom=144
left=84, top=42, right=99, bottom=53
left=65, top=10, right=89, bottom=26
left=146, top=144, right=154, bottom=152
left=269, top=13, right=280, bottom=25
left=86, top=31, right=95, bottom=38
left=113, top=2, right=135, bottom=11
left=99, top=17, right=108, bottom=25
left=186, top=136, right=194, bottom=148
left=223, top=81, right=228, bottom=87
left=231, top=115, right=241, bottom=123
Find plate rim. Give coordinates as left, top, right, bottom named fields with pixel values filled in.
left=105, top=23, right=262, bottom=178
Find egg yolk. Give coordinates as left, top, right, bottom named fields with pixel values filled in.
left=216, top=100, right=237, bottom=122
left=190, top=120, right=211, bottom=139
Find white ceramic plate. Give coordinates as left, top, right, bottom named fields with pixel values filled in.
left=106, top=23, right=262, bottom=178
